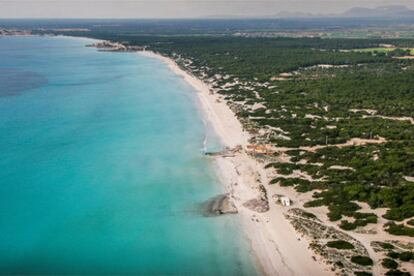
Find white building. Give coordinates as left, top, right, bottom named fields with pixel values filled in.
left=280, top=196, right=291, bottom=207
left=273, top=194, right=292, bottom=206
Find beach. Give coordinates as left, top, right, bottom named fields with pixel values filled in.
left=139, top=50, right=331, bottom=275
left=4, top=35, right=412, bottom=275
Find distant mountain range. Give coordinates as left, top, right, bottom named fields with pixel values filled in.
left=207, top=5, right=414, bottom=20
left=341, top=5, right=414, bottom=18
left=276, top=5, right=414, bottom=19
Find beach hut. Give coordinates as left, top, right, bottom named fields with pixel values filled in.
left=280, top=196, right=291, bottom=207
left=273, top=194, right=292, bottom=206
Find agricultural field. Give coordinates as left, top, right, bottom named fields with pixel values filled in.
left=352, top=47, right=414, bottom=56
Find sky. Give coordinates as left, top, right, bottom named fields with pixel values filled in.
left=1, top=0, right=414, bottom=18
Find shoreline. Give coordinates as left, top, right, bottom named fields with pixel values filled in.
left=5, top=35, right=413, bottom=275
left=139, top=50, right=331, bottom=275
left=1, top=34, right=331, bottom=274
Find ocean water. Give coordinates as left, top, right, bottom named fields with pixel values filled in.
left=0, top=36, right=258, bottom=275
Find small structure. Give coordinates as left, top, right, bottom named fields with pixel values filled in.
left=273, top=194, right=292, bottom=206
left=246, top=144, right=276, bottom=155
left=280, top=196, right=292, bottom=206
left=205, top=145, right=242, bottom=157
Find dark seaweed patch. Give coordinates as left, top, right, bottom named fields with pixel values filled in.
left=0, top=68, right=48, bottom=97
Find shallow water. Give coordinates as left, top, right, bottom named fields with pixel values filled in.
left=0, top=36, right=258, bottom=275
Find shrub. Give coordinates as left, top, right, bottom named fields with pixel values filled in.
left=385, top=222, right=414, bottom=237
left=326, top=240, right=355, bottom=250
left=304, top=199, right=325, bottom=208
left=365, top=215, right=378, bottom=224
left=383, top=206, right=414, bottom=221
left=269, top=178, right=281, bottom=184
left=340, top=220, right=357, bottom=230
left=353, top=212, right=377, bottom=219
left=354, top=219, right=369, bottom=227
left=295, top=183, right=313, bottom=193
left=382, top=258, right=398, bottom=269
left=379, top=242, right=394, bottom=250
left=351, top=256, right=374, bottom=266
left=399, top=251, right=414, bottom=262
left=354, top=272, right=372, bottom=276
left=385, top=270, right=411, bottom=276
left=328, top=211, right=342, bottom=221
left=302, top=211, right=317, bottom=219
left=387, top=251, right=400, bottom=259
left=335, top=261, right=344, bottom=267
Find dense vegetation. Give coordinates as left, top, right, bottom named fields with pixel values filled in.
left=351, top=256, right=374, bottom=266
left=382, top=258, right=399, bottom=269
left=385, top=222, right=414, bottom=237
left=326, top=240, right=355, bottom=250
left=148, top=37, right=414, bottom=236
left=385, top=270, right=411, bottom=276
left=354, top=272, right=373, bottom=276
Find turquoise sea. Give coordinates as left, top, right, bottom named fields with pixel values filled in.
left=0, top=36, right=257, bottom=275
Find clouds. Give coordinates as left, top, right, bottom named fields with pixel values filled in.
left=0, top=0, right=413, bottom=18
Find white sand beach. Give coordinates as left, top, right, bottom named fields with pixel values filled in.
left=139, top=50, right=331, bottom=275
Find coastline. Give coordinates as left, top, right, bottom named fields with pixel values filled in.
left=3, top=32, right=413, bottom=275
left=139, top=50, right=331, bottom=275
left=0, top=35, right=262, bottom=275
left=4, top=34, right=413, bottom=275
left=0, top=34, right=330, bottom=274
